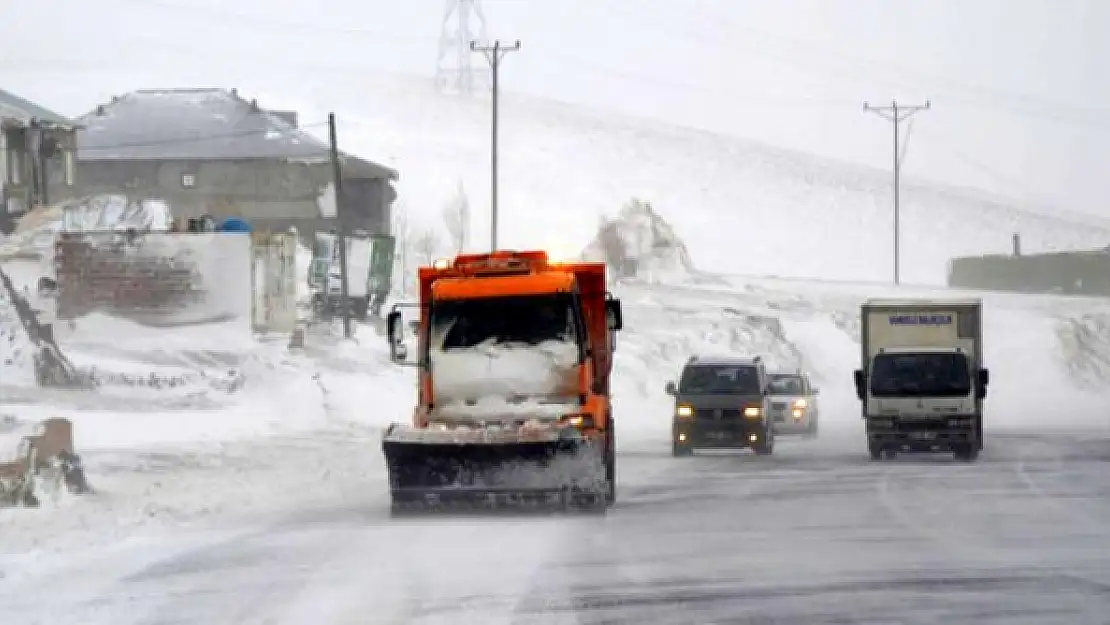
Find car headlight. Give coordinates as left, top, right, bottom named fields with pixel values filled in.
left=793, top=398, right=808, bottom=409
left=743, top=406, right=762, bottom=419
left=675, top=404, right=694, bottom=419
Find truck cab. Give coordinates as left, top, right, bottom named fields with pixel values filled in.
left=853, top=298, right=989, bottom=461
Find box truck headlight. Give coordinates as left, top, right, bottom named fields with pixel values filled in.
left=676, top=405, right=695, bottom=419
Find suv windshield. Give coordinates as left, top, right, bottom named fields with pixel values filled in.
left=870, top=352, right=971, bottom=397
left=430, top=294, right=581, bottom=351
left=767, top=374, right=805, bottom=395
left=679, top=364, right=761, bottom=395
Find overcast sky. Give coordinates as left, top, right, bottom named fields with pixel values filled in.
left=3, top=0, right=1107, bottom=219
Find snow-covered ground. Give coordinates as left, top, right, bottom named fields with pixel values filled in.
left=2, top=269, right=1110, bottom=622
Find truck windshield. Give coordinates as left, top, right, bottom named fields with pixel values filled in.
left=679, top=365, right=761, bottom=395
left=430, top=294, right=581, bottom=350
left=767, top=374, right=805, bottom=395
left=870, top=352, right=971, bottom=397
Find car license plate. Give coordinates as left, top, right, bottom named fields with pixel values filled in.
left=909, top=431, right=937, bottom=441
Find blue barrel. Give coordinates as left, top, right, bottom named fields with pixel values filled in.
left=219, top=216, right=252, bottom=233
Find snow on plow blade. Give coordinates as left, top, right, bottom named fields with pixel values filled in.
left=382, top=427, right=606, bottom=512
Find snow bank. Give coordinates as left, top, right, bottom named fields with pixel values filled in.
left=582, top=198, right=695, bottom=283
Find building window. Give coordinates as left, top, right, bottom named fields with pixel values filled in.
left=182, top=173, right=196, bottom=188
left=63, top=150, right=75, bottom=186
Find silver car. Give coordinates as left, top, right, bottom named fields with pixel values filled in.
left=767, top=371, right=820, bottom=438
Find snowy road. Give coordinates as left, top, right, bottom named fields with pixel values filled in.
left=3, top=426, right=1108, bottom=624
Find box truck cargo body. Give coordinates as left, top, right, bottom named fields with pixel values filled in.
left=853, top=298, right=990, bottom=461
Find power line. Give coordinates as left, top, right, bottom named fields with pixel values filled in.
left=470, top=39, right=520, bottom=252
left=864, top=99, right=931, bottom=286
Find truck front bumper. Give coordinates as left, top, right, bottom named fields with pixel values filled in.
left=866, top=416, right=978, bottom=450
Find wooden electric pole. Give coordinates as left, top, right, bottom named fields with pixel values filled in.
left=863, top=99, right=931, bottom=286
left=471, top=39, right=520, bottom=252
left=327, top=112, right=352, bottom=339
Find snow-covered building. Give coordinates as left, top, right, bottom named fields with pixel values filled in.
left=72, top=88, right=398, bottom=236
left=0, top=88, right=80, bottom=233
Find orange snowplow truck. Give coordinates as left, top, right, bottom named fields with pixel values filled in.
left=384, top=250, right=624, bottom=513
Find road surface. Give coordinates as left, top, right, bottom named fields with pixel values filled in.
left=2, top=427, right=1108, bottom=624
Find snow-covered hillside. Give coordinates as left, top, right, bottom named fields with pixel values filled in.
left=250, top=72, right=1110, bottom=285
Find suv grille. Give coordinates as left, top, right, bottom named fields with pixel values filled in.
left=695, top=408, right=744, bottom=420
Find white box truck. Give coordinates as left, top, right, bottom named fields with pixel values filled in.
left=852, top=298, right=990, bottom=461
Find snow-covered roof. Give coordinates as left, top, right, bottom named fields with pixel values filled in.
left=0, top=88, right=77, bottom=129
left=76, top=88, right=397, bottom=180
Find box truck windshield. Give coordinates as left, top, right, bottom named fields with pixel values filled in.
left=869, top=351, right=972, bottom=398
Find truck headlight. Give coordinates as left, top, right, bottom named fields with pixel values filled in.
left=743, top=406, right=762, bottom=419
left=675, top=405, right=694, bottom=419
left=561, top=414, right=596, bottom=429
left=793, top=398, right=808, bottom=409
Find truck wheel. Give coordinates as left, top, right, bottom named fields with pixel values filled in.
left=954, top=445, right=980, bottom=462
left=868, top=443, right=883, bottom=461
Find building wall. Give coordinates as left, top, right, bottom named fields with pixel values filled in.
left=947, top=251, right=1110, bottom=297
left=66, top=158, right=394, bottom=236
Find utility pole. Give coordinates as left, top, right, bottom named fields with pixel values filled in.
left=471, top=39, right=520, bottom=252
left=327, top=112, right=352, bottom=339
left=863, top=99, right=930, bottom=286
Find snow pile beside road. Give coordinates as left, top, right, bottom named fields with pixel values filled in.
left=582, top=198, right=695, bottom=283
left=1054, top=313, right=1110, bottom=390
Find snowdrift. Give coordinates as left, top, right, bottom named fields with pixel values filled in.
left=581, top=198, right=696, bottom=283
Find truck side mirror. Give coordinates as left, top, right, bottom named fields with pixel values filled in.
left=605, top=297, right=623, bottom=331
left=852, top=369, right=865, bottom=401
left=976, top=368, right=989, bottom=399
left=664, top=381, right=677, bottom=396
left=386, top=307, right=418, bottom=366
left=811, top=387, right=820, bottom=396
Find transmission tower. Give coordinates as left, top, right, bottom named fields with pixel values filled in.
left=435, top=0, right=489, bottom=95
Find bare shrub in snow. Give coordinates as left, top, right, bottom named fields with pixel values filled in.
left=441, top=181, right=471, bottom=255
left=411, top=226, right=444, bottom=267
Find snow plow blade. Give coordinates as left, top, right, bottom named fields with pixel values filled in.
left=382, top=432, right=606, bottom=513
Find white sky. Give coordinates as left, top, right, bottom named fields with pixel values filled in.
left=2, top=0, right=1107, bottom=219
